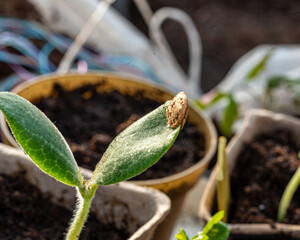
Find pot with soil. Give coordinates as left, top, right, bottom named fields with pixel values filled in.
left=1, top=72, right=217, bottom=240
left=199, top=109, right=300, bottom=239
left=0, top=142, right=170, bottom=240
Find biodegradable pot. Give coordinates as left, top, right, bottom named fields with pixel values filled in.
left=199, top=109, right=300, bottom=238
left=0, top=143, right=170, bottom=240
left=1, top=72, right=217, bottom=240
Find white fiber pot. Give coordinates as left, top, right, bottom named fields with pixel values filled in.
left=0, top=143, right=170, bottom=240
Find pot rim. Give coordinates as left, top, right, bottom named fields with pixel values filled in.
left=0, top=71, right=217, bottom=186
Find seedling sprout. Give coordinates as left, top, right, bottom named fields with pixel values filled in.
left=175, top=211, right=229, bottom=240
left=0, top=91, right=187, bottom=240
left=194, top=48, right=274, bottom=137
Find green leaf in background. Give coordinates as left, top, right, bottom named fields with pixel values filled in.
left=267, top=75, right=288, bottom=90
left=194, top=99, right=206, bottom=109
left=92, top=101, right=180, bottom=185
left=267, top=75, right=300, bottom=92
left=194, top=92, right=226, bottom=110
left=0, top=92, right=83, bottom=187
left=202, top=211, right=225, bottom=234
left=246, top=48, right=274, bottom=81
left=205, top=222, right=230, bottom=240
left=194, top=211, right=229, bottom=240
left=175, top=228, right=189, bottom=240
left=220, top=94, right=238, bottom=138
left=175, top=211, right=229, bottom=240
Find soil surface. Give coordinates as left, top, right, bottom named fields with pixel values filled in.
left=35, top=83, right=206, bottom=180
left=129, top=0, right=300, bottom=92
left=229, top=129, right=300, bottom=225
left=0, top=171, right=131, bottom=240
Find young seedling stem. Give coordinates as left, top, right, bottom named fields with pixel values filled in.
left=66, top=183, right=97, bottom=240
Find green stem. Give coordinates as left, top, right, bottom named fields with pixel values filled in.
left=65, top=182, right=98, bottom=240
left=217, top=136, right=230, bottom=222
left=278, top=166, right=300, bottom=222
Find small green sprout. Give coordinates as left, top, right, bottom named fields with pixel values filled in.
left=278, top=151, right=300, bottom=222
left=0, top=91, right=187, bottom=240
left=175, top=211, right=229, bottom=240
left=195, top=92, right=238, bottom=138
left=194, top=48, right=275, bottom=138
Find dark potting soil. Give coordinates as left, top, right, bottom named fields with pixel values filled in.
left=229, top=129, right=300, bottom=225
left=0, top=171, right=131, bottom=240
left=129, top=0, right=300, bottom=92
left=35, top=83, right=206, bottom=180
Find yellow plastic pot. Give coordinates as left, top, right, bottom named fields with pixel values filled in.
left=1, top=72, right=217, bottom=240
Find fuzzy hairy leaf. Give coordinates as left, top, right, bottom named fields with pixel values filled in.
left=92, top=101, right=180, bottom=185
left=0, top=92, right=83, bottom=186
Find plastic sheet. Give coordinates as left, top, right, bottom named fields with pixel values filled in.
left=199, top=45, right=300, bottom=134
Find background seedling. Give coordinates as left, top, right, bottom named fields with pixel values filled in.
left=175, top=211, right=229, bottom=240
left=195, top=92, right=238, bottom=138
left=0, top=91, right=187, bottom=240
left=194, top=49, right=274, bottom=137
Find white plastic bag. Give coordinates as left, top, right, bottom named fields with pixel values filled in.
left=28, top=0, right=203, bottom=99
left=200, top=44, right=300, bottom=134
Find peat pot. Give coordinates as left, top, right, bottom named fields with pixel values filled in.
left=199, top=109, right=300, bottom=239
left=0, top=143, right=170, bottom=240
left=1, top=72, right=217, bottom=240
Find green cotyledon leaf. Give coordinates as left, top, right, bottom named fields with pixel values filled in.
left=0, top=92, right=83, bottom=187
left=92, top=101, right=181, bottom=185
